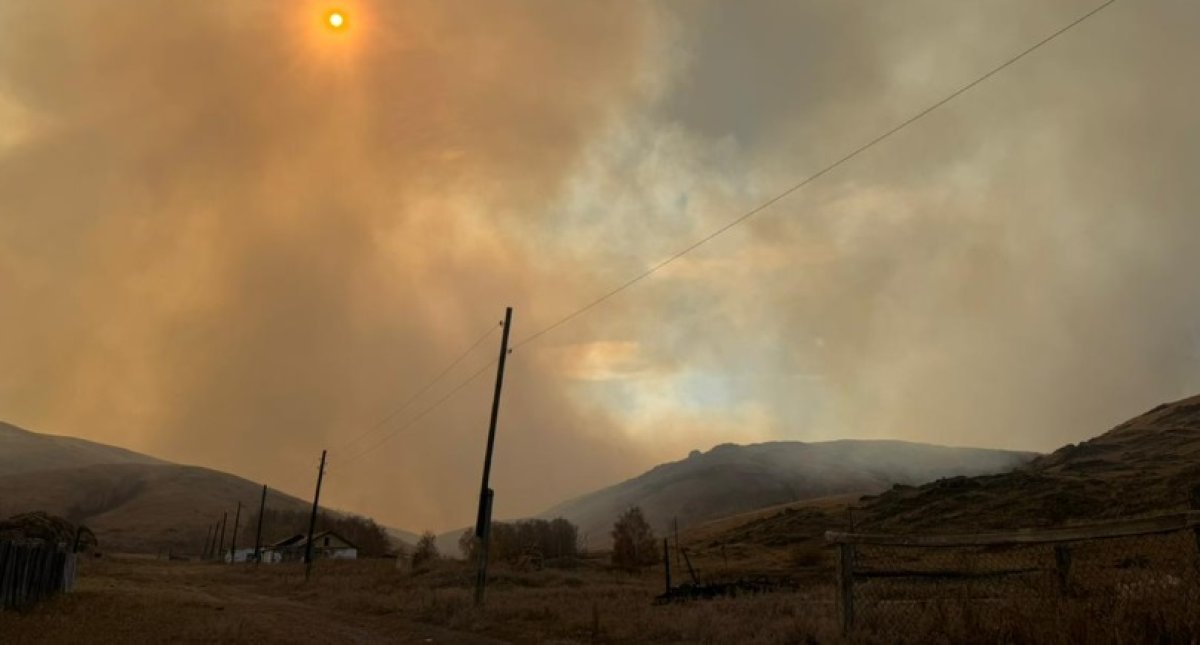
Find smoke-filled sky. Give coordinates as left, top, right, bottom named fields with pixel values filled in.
left=2, top=0, right=1199, bottom=532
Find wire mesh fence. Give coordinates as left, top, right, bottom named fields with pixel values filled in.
left=0, top=540, right=78, bottom=611
left=827, top=511, right=1200, bottom=639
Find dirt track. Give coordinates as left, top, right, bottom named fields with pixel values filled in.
left=0, top=557, right=507, bottom=644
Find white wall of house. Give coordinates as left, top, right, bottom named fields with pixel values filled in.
left=224, top=548, right=257, bottom=563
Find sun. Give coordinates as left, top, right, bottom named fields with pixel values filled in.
left=326, top=10, right=347, bottom=30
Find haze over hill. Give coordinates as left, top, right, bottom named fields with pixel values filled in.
left=0, top=421, right=165, bottom=474
left=859, top=393, right=1200, bottom=532
left=539, top=439, right=1035, bottom=545
left=661, top=394, right=1200, bottom=582
left=0, top=421, right=348, bottom=554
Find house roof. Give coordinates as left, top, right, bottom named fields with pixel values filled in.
left=304, top=530, right=358, bottom=550
left=267, top=534, right=306, bottom=549
left=266, top=530, right=358, bottom=550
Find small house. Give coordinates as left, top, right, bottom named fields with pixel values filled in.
left=223, top=547, right=258, bottom=563
left=306, top=531, right=358, bottom=560
left=261, top=531, right=357, bottom=563
left=262, top=534, right=306, bottom=563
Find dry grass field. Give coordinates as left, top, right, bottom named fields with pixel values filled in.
left=4, top=545, right=1200, bottom=644
left=0, top=555, right=839, bottom=644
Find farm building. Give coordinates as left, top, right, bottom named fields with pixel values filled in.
left=262, top=531, right=358, bottom=562
left=224, top=547, right=258, bottom=563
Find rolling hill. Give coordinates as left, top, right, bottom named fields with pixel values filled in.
left=857, top=393, right=1200, bottom=531
left=674, top=393, right=1200, bottom=579
left=0, top=422, right=337, bottom=554
left=538, top=439, right=1036, bottom=544
left=0, top=421, right=165, bottom=474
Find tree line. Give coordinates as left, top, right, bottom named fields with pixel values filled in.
left=247, top=508, right=392, bottom=557
left=409, top=507, right=660, bottom=571
left=456, top=517, right=580, bottom=564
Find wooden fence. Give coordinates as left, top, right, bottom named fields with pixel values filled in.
left=0, top=540, right=78, bottom=611
left=826, top=510, right=1200, bottom=633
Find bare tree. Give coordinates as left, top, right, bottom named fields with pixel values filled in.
left=610, top=507, right=657, bottom=571
left=458, top=529, right=477, bottom=560
left=412, top=530, right=440, bottom=568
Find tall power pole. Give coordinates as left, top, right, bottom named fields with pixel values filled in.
left=304, top=450, right=327, bottom=581
left=207, top=519, right=220, bottom=559
left=217, top=512, right=228, bottom=562
left=202, top=523, right=214, bottom=559
left=674, top=517, right=681, bottom=570
left=474, top=306, right=513, bottom=606
left=229, top=501, right=242, bottom=563
left=254, top=484, right=268, bottom=565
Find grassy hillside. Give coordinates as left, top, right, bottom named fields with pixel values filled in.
left=670, top=393, right=1200, bottom=584
left=0, top=462, right=313, bottom=554
left=0, top=422, right=164, bottom=474
left=0, top=421, right=403, bottom=554
left=858, top=393, right=1200, bottom=531
left=540, top=439, right=1035, bottom=545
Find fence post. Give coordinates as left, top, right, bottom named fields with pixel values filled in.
left=836, top=543, right=856, bottom=634
left=1054, top=545, right=1073, bottom=595
left=681, top=548, right=700, bottom=586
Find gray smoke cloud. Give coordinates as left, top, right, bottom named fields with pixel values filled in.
left=2, top=0, right=1199, bottom=531
left=612, top=0, right=1200, bottom=451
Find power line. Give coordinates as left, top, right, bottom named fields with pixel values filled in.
left=334, top=320, right=502, bottom=455
left=330, top=356, right=500, bottom=471
left=513, top=0, right=1117, bottom=350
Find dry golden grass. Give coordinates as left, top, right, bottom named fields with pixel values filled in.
left=3, top=550, right=1199, bottom=643
left=292, top=557, right=839, bottom=644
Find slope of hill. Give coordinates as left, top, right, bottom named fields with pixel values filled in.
left=858, top=394, right=1200, bottom=532
left=0, top=421, right=392, bottom=554
left=0, top=421, right=164, bottom=474
left=0, top=462, right=313, bottom=554
left=539, top=439, right=1036, bottom=543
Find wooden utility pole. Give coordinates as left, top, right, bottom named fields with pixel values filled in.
left=474, top=306, right=513, bottom=606
left=209, top=519, right=220, bottom=559
left=673, top=517, right=681, bottom=570
left=662, top=538, right=672, bottom=595
left=254, top=484, right=267, bottom=565
left=204, top=522, right=214, bottom=559
left=304, top=450, right=327, bottom=581
left=202, top=524, right=214, bottom=559
left=229, top=501, right=242, bottom=563
left=217, top=512, right=228, bottom=562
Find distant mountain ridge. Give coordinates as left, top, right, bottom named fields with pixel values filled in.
left=540, top=439, right=1036, bottom=544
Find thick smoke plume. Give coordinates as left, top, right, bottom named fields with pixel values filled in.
left=2, top=1, right=1199, bottom=530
